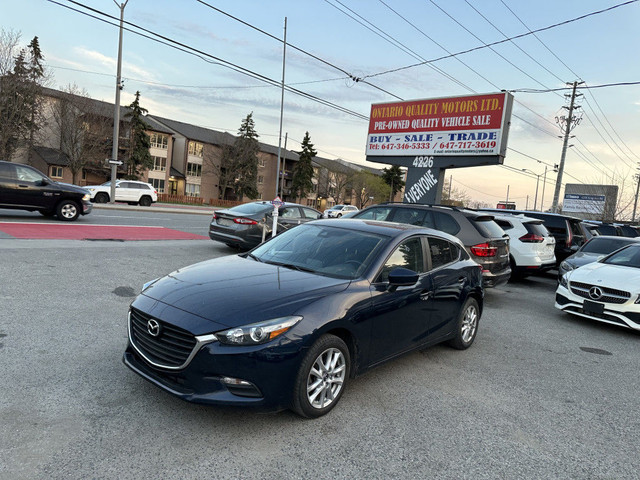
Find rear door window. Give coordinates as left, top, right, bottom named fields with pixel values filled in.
left=428, top=237, right=459, bottom=269
left=390, top=208, right=429, bottom=226
left=354, top=206, right=393, bottom=221
left=524, top=222, right=549, bottom=236
left=0, top=163, right=17, bottom=180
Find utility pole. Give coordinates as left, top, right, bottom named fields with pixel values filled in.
left=505, top=185, right=510, bottom=204
left=551, top=81, right=583, bottom=213
left=632, top=165, right=640, bottom=222
left=274, top=17, right=287, bottom=200
left=109, top=0, right=128, bottom=204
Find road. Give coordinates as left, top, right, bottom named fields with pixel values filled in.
left=1, top=208, right=639, bottom=479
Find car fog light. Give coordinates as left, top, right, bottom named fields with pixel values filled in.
left=221, top=377, right=252, bottom=386
left=635, top=295, right=640, bottom=304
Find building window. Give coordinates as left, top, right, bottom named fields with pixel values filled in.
left=186, top=183, right=200, bottom=197
left=187, top=162, right=202, bottom=177
left=188, top=141, right=203, bottom=157
left=81, top=170, right=86, bottom=181
left=149, top=178, right=165, bottom=193
left=152, top=156, right=167, bottom=171
left=50, top=166, right=63, bottom=178
left=258, top=175, right=264, bottom=185
left=150, top=133, right=169, bottom=149
left=258, top=158, right=266, bottom=168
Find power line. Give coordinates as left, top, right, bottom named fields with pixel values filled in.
left=361, top=0, right=639, bottom=80
left=48, top=0, right=370, bottom=121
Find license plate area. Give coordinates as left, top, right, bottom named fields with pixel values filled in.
left=583, top=299, right=604, bottom=315
left=216, top=218, right=234, bottom=226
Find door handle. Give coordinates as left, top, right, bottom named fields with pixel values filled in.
left=458, top=277, right=466, bottom=284
left=18, top=184, right=29, bottom=188
left=420, top=291, right=432, bottom=301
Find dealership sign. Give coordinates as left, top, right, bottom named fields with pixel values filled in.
left=563, top=193, right=606, bottom=215
left=366, top=92, right=514, bottom=204
left=366, top=92, right=512, bottom=157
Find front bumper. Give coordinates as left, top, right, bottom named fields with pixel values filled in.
left=555, top=287, right=640, bottom=331
left=82, top=201, right=93, bottom=215
left=123, top=335, right=306, bottom=411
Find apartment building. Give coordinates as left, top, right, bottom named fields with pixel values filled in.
left=9, top=86, right=390, bottom=206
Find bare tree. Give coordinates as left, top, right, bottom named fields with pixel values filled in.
left=51, top=85, right=111, bottom=184
left=0, top=29, right=20, bottom=76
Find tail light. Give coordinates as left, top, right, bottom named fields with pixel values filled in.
left=212, top=212, right=217, bottom=219
left=234, top=217, right=258, bottom=225
left=470, top=243, right=497, bottom=257
left=519, top=233, right=544, bottom=243
left=566, top=220, right=573, bottom=248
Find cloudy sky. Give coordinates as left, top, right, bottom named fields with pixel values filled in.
left=4, top=0, right=640, bottom=210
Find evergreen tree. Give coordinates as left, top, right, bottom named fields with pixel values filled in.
left=232, top=112, right=260, bottom=199
left=382, top=165, right=405, bottom=200
left=124, top=91, right=152, bottom=179
left=292, top=131, right=316, bottom=199
left=0, top=35, right=45, bottom=161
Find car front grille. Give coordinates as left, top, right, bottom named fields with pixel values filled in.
left=569, top=281, right=631, bottom=304
left=129, top=308, right=198, bottom=368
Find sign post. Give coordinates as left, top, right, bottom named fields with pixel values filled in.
left=271, top=196, right=285, bottom=238
left=365, top=92, right=514, bottom=204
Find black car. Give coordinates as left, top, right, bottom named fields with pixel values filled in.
left=557, top=235, right=640, bottom=280
left=351, top=203, right=511, bottom=287
left=0, top=160, right=92, bottom=221
left=209, top=201, right=322, bottom=250
left=124, top=219, right=483, bottom=417
left=481, top=209, right=585, bottom=264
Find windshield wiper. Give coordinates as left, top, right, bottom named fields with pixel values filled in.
left=247, top=253, right=263, bottom=263
left=267, top=261, right=315, bottom=273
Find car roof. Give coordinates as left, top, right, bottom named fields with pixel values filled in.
left=312, top=218, right=465, bottom=245
left=490, top=213, right=543, bottom=224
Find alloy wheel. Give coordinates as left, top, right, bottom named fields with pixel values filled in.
left=461, top=304, right=478, bottom=344
left=306, top=347, right=346, bottom=410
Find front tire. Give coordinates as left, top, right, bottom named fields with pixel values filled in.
left=448, top=297, right=479, bottom=350
left=94, top=192, right=109, bottom=203
left=292, top=334, right=350, bottom=418
left=56, top=200, right=80, bottom=221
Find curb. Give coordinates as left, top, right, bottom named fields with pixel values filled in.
left=92, top=203, right=215, bottom=216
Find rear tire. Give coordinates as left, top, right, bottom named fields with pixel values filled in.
left=56, top=200, right=80, bottom=221
left=94, top=192, right=109, bottom=203
left=139, top=196, right=152, bottom=207
left=291, top=334, right=350, bottom=418
left=448, top=297, right=479, bottom=350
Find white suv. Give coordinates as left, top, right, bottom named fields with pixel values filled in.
left=85, top=180, right=158, bottom=206
left=492, top=213, right=556, bottom=278
left=323, top=204, right=359, bottom=218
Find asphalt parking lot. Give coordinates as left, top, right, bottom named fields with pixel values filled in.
left=1, top=236, right=640, bottom=479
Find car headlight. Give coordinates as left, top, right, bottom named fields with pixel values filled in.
left=559, top=260, right=574, bottom=272
left=82, top=194, right=91, bottom=201
left=635, top=294, right=640, bottom=305
left=560, top=273, right=569, bottom=288
left=216, top=316, right=302, bottom=346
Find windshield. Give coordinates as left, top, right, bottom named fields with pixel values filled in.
left=581, top=237, right=635, bottom=254
left=101, top=181, right=111, bottom=186
left=603, top=245, right=640, bottom=268
left=330, top=205, right=345, bottom=210
left=251, top=224, right=388, bottom=279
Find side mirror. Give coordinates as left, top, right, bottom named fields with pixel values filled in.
left=38, top=179, right=50, bottom=186
left=387, top=267, right=419, bottom=292
left=317, top=213, right=323, bottom=219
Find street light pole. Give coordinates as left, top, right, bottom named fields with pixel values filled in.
left=522, top=168, right=541, bottom=210
left=109, top=0, right=128, bottom=204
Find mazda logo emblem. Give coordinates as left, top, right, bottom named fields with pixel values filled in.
left=147, top=319, right=161, bottom=337
left=589, top=286, right=603, bottom=300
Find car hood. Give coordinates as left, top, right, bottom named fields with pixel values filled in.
left=564, top=251, right=601, bottom=268
left=53, top=182, right=91, bottom=195
left=140, top=255, right=350, bottom=328
left=568, top=262, right=640, bottom=291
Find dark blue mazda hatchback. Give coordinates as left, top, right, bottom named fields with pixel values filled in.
left=123, top=219, right=483, bottom=418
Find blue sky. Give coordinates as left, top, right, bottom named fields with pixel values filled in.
left=4, top=0, right=640, bottom=210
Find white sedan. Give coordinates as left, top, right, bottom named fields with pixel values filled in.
left=555, top=243, right=640, bottom=331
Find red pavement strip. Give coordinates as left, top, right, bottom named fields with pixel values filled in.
left=0, top=222, right=209, bottom=241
